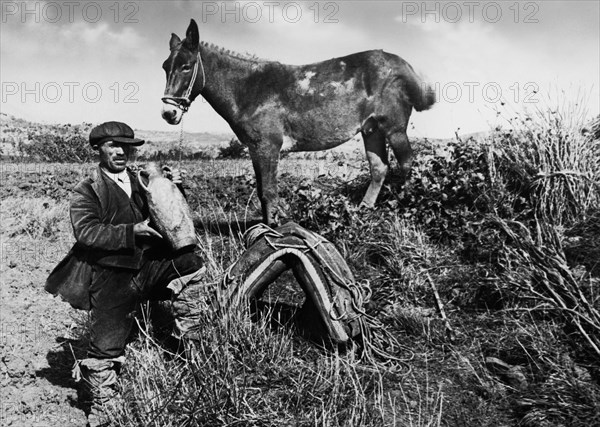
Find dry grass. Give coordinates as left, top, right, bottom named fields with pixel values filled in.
left=0, top=196, right=70, bottom=239
left=491, top=91, right=600, bottom=225
left=108, top=298, right=399, bottom=426
left=493, top=217, right=600, bottom=358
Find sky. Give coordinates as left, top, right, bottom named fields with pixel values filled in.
left=1, top=0, right=599, bottom=139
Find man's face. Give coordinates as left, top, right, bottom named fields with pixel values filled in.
left=97, top=141, right=133, bottom=173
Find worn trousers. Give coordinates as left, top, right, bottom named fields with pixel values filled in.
left=87, top=246, right=204, bottom=359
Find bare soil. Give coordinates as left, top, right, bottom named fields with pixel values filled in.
left=1, top=244, right=89, bottom=425
left=1, top=164, right=90, bottom=426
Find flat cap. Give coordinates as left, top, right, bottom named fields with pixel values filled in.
left=89, top=121, right=145, bottom=147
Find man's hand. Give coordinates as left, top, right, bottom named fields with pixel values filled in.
left=162, top=166, right=187, bottom=185
left=134, top=219, right=162, bottom=239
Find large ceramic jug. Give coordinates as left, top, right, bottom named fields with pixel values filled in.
left=137, top=163, right=197, bottom=250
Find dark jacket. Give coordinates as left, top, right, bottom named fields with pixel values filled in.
left=45, top=165, right=148, bottom=310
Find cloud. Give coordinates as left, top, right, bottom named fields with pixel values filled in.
left=1, top=20, right=148, bottom=66
left=61, top=21, right=108, bottom=44
left=184, top=1, right=370, bottom=64
left=57, top=22, right=148, bottom=61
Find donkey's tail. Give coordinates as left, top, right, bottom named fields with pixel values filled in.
left=405, top=69, right=436, bottom=112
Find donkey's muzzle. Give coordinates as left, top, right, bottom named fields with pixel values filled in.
left=161, top=99, right=186, bottom=125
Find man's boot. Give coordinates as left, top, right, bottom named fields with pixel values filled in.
left=167, top=266, right=209, bottom=340
left=73, top=356, right=125, bottom=427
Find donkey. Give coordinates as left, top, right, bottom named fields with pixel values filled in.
left=162, top=19, right=435, bottom=225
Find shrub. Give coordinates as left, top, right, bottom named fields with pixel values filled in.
left=138, top=147, right=212, bottom=162
left=391, top=138, right=503, bottom=241
left=18, top=126, right=95, bottom=162
left=491, top=98, right=600, bottom=225
left=218, top=138, right=248, bottom=159
left=286, top=178, right=362, bottom=241
left=287, top=137, right=508, bottom=244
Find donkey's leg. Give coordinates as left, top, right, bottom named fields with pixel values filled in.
left=249, top=139, right=283, bottom=226
left=387, top=130, right=413, bottom=178
left=360, top=124, right=389, bottom=208
left=250, top=155, right=265, bottom=211
left=377, top=83, right=414, bottom=179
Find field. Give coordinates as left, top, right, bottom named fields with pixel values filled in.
left=1, top=105, right=600, bottom=426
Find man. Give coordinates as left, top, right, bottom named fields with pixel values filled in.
left=45, top=121, right=205, bottom=426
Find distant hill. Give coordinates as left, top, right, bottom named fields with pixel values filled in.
left=1, top=112, right=469, bottom=160
left=135, top=129, right=233, bottom=158
left=0, top=113, right=94, bottom=157
left=0, top=113, right=234, bottom=158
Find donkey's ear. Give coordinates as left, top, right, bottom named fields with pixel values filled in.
left=169, top=33, right=181, bottom=50
left=184, top=19, right=200, bottom=51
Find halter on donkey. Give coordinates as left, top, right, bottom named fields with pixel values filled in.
left=162, top=19, right=435, bottom=225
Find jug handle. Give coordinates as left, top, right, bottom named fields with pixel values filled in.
left=137, top=170, right=149, bottom=192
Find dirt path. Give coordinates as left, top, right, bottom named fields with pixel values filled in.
left=1, top=237, right=88, bottom=426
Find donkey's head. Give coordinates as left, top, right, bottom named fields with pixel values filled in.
left=161, top=19, right=205, bottom=125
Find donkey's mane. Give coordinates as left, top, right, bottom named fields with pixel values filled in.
left=200, top=41, right=267, bottom=63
